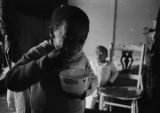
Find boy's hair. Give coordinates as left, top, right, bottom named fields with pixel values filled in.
left=50, top=5, right=89, bottom=45
left=96, top=45, right=108, bottom=55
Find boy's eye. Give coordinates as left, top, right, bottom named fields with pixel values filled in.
left=98, top=51, right=103, bottom=55
left=99, top=52, right=103, bottom=55
left=96, top=51, right=103, bottom=56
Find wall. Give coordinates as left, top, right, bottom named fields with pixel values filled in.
left=69, top=0, right=160, bottom=57
left=116, top=0, right=160, bottom=44
left=69, top=0, right=114, bottom=57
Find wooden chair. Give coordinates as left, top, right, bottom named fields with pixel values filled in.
left=98, top=43, right=145, bottom=113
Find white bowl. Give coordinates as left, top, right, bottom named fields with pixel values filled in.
left=59, top=69, right=90, bottom=95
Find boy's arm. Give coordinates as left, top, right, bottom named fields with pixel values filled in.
left=5, top=40, right=54, bottom=91
left=99, top=62, right=119, bottom=88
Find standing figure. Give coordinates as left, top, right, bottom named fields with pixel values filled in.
left=5, top=5, right=98, bottom=113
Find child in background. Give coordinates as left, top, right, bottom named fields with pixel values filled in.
left=86, top=45, right=119, bottom=109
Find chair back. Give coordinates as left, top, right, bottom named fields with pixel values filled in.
left=110, top=43, right=145, bottom=90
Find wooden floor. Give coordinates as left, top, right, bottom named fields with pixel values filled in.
left=0, top=92, right=152, bottom=113
left=0, top=94, right=115, bottom=113
left=0, top=65, right=152, bottom=113
left=0, top=95, right=151, bottom=113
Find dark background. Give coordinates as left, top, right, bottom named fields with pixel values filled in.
left=2, top=0, right=67, bottom=62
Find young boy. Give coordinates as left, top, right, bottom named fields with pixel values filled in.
left=86, top=45, right=119, bottom=109
left=5, top=5, right=98, bottom=113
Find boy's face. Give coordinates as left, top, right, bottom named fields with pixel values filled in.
left=96, top=49, right=108, bottom=63
left=51, top=20, right=82, bottom=53
left=51, top=21, right=68, bottom=50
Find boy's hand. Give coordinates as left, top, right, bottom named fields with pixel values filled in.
left=47, top=49, right=60, bottom=60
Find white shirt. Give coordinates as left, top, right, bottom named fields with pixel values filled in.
left=89, top=57, right=118, bottom=87
left=85, top=57, right=118, bottom=108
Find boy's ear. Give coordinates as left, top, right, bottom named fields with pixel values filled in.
left=49, top=26, right=55, bottom=38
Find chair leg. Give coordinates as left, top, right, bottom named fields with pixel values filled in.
left=108, top=98, right=112, bottom=112
left=131, top=100, right=136, bottom=113
left=99, top=94, right=104, bottom=110
left=109, top=105, right=112, bottom=112
left=135, top=100, right=138, bottom=113
left=103, top=97, right=112, bottom=111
